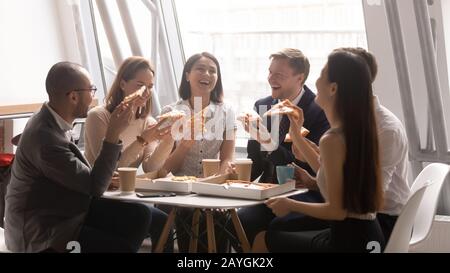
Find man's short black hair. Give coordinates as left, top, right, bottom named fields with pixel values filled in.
left=45, top=62, right=85, bottom=98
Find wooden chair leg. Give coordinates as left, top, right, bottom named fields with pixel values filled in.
left=205, top=210, right=217, bottom=253
left=154, top=207, right=177, bottom=253
left=189, top=208, right=201, bottom=253
left=230, top=209, right=251, bottom=253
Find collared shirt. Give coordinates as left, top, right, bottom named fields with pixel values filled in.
left=161, top=100, right=237, bottom=177
left=290, top=87, right=305, bottom=106
left=275, top=87, right=305, bottom=105
left=44, top=102, right=73, bottom=141
left=374, top=96, right=411, bottom=215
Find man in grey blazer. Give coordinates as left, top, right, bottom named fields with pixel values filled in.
left=4, top=62, right=151, bottom=252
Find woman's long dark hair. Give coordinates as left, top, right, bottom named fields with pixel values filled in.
left=327, top=51, right=383, bottom=214
left=105, top=56, right=154, bottom=119
left=179, top=52, right=223, bottom=103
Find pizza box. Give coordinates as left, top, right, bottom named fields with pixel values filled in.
left=135, top=169, right=198, bottom=193
left=191, top=173, right=296, bottom=200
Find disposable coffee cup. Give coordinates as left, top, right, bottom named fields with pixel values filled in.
left=276, top=165, right=295, bottom=184
left=202, top=159, right=221, bottom=178
left=118, top=167, right=138, bottom=194
left=234, top=159, right=253, bottom=181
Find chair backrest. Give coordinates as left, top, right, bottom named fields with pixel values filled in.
left=409, top=163, right=450, bottom=245
left=385, top=163, right=450, bottom=253
left=385, top=186, right=427, bottom=252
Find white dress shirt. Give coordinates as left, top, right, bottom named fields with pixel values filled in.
left=289, top=87, right=305, bottom=106
left=374, top=96, right=411, bottom=215
left=45, top=102, right=73, bottom=141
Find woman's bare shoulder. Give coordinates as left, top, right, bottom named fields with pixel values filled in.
left=319, top=130, right=345, bottom=155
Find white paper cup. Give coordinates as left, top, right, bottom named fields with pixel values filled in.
left=118, top=167, right=138, bottom=194
left=234, top=159, right=253, bottom=181
left=202, top=159, right=221, bottom=178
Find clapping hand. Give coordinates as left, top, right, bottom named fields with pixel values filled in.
left=105, top=102, right=135, bottom=143
left=238, top=111, right=262, bottom=133
left=238, top=114, right=272, bottom=144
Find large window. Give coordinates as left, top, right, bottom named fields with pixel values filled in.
left=175, top=0, right=367, bottom=145
left=89, top=0, right=182, bottom=112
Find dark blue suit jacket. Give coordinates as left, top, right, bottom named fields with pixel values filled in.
left=247, top=85, right=330, bottom=182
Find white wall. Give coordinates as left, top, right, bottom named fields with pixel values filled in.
left=0, top=0, right=79, bottom=105
left=0, top=0, right=85, bottom=152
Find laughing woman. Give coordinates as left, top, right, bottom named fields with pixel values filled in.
left=84, top=56, right=174, bottom=252
left=162, top=52, right=236, bottom=178
left=161, top=52, right=237, bottom=252
left=84, top=57, right=173, bottom=173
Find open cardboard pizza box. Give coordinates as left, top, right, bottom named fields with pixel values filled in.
left=135, top=169, right=203, bottom=193
left=191, top=173, right=296, bottom=200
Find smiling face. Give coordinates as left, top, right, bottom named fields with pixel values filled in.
left=267, top=58, right=304, bottom=100
left=120, top=68, right=153, bottom=107
left=186, top=56, right=218, bottom=98
left=315, top=64, right=337, bottom=112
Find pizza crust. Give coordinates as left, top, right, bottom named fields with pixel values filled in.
left=123, top=86, right=148, bottom=105
left=157, top=110, right=186, bottom=129
left=171, top=176, right=197, bottom=182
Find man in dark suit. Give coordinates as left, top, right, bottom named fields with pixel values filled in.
left=5, top=62, right=151, bottom=252
left=231, top=49, right=330, bottom=249
left=247, top=48, right=329, bottom=182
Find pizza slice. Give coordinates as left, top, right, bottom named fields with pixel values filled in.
left=263, top=100, right=291, bottom=117
left=157, top=109, right=186, bottom=129
left=263, top=105, right=294, bottom=117
left=123, top=85, right=149, bottom=106
left=171, top=176, right=197, bottom=182
left=189, top=108, right=207, bottom=135
left=200, top=109, right=206, bottom=133
left=263, top=99, right=302, bottom=121
left=237, top=110, right=261, bottom=122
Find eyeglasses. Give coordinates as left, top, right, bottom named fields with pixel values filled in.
left=67, top=85, right=97, bottom=96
